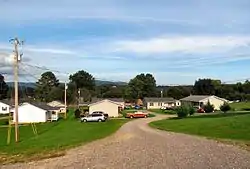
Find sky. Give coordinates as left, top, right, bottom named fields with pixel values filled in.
left=0, top=0, right=250, bottom=85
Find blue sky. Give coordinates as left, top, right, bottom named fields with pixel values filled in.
left=0, top=0, right=250, bottom=85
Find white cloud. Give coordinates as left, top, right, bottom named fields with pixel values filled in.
left=26, top=47, right=75, bottom=55
left=112, top=35, right=250, bottom=55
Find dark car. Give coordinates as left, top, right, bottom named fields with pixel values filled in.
left=91, top=111, right=109, bottom=119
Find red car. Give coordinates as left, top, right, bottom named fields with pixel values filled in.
left=126, top=111, right=149, bottom=118
left=197, top=108, right=205, bottom=113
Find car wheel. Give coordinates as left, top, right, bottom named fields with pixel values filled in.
left=98, top=119, right=102, bottom=122
left=144, top=115, right=147, bottom=118
left=130, top=116, right=133, bottom=118
left=83, top=119, right=87, bottom=122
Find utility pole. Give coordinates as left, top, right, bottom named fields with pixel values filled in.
left=64, top=82, right=67, bottom=119
left=10, top=37, right=23, bottom=143
left=78, top=89, right=80, bottom=108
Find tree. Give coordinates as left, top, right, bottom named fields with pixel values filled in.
left=193, top=79, right=221, bottom=95
left=95, top=85, right=124, bottom=98
left=0, top=74, right=9, bottom=100
left=203, top=101, right=214, bottom=113
left=220, top=103, right=231, bottom=113
left=69, top=70, right=95, bottom=91
left=167, top=86, right=190, bottom=99
left=48, top=85, right=64, bottom=102
left=125, top=73, right=157, bottom=99
left=35, top=71, right=59, bottom=102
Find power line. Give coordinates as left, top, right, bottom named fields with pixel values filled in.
left=20, top=62, right=122, bottom=83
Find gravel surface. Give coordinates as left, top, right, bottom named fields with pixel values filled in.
left=1, top=114, right=250, bottom=169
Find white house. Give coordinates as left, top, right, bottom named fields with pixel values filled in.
left=144, top=97, right=180, bottom=109
left=88, top=99, right=123, bottom=117
left=0, top=100, right=12, bottom=114
left=180, top=95, right=228, bottom=110
left=11, top=102, right=60, bottom=123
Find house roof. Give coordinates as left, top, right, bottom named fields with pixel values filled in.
left=180, top=95, right=211, bottom=102
left=104, top=98, right=124, bottom=102
left=25, top=102, right=59, bottom=111
left=144, top=97, right=176, bottom=103
left=48, top=100, right=65, bottom=107
left=0, top=99, right=13, bottom=106
left=89, top=99, right=123, bottom=107
left=80, top=98, right=124, bottom=105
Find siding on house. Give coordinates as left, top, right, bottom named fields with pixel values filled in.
left=144, top=97, right=178, bottom=109
left=12, top=103, right=48, bottom=123
left=89, top=100, right=121, bottom=117
left=0, top=102, right=10, bottom=114
left=146, top=102, right=175, bottom=109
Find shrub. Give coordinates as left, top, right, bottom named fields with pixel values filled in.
left=220, top=103, right=231, bottom=113
left=175, top=105, right=190, bottom=118
left=203, top=101, right=214, bottom=113
left=189, top=106, right=195, bottom=116
left=74, top=109, right=81, bottom=118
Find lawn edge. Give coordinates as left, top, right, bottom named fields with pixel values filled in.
left=0, top=119, right=129, bottom=165
left=149, top=121, right=250, bottom=152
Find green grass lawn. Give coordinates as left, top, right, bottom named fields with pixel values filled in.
left=150, top=112, right=250, bottom=143
left=230, top=102, right=250, bottom=111
left=149, top=109, right=176, bottom=115
left=0, top=110, right=128, bottom=164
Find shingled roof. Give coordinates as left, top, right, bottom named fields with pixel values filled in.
left=0, top=99, right=13, bottom=106
left=24, top=102, right=59, bottom=111
left=144, top=97, right=176, bottom=103
left=180, top=95, right=211, bottom=102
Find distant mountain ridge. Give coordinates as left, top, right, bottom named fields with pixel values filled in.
left=7, top=80, right=128, bottom=88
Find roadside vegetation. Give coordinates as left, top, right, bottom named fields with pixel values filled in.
left=150, top=112, right=250, bottom=145
left=0, top=110, right=128, bottom=164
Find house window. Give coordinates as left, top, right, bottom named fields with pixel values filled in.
left=158, top=102, right=162, bottom=106
left=2, top=107, right=7, bottom=111
left=149, top=102, right=154, bottom=106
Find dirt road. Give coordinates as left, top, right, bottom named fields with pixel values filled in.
left=1, top=114, right=250, bottom=169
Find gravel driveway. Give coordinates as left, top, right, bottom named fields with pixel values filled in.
left=1, top=114, right=250, bottom=169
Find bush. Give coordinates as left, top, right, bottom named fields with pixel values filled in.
left=175, top=105, right=190, bottom=118
left=189, top=106, right=195, bottom=116
left=203, top=101, right=214, bottom=113
left=74, top=109, right=81, bottom=118
left=220, top=103, right=231, bottom=113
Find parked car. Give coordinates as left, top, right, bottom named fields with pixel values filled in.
left=197, top=108, right=205, bottom=113
left=91, top=111, right=109, bottom=119
left=134, top=105, right=143, bottom=109
left=126, top=111, right=149, bottom=118
left=81, top=114, right=106, bottom=122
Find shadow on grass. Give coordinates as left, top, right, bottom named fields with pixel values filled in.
left=169, top=111, right=250, bottom=120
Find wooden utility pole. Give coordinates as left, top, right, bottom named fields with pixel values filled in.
left=78, top=89, right=80, bottom=108
left=10, top=37, right=23, bottom=143
left=64, top=82, right=67, bottom=118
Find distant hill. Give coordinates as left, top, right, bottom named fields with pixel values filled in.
left=95, top=80, right=127, bottom=86
left=7, top=82, right=36, bottom=88
left=7, top=80, right=128, bottom=88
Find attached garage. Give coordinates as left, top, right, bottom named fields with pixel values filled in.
left=89, top=99, right=122, bottom=117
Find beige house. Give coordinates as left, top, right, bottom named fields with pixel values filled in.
left=180, top=95, right=228, bottom=110
left=88, top=99, right=122, bottom=117
left=144, top=97, right=179, bottom=109
left=47, top=100, right=66, bottom=113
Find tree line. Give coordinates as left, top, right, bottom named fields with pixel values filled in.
left=1, top=71, right=250, bottom=103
